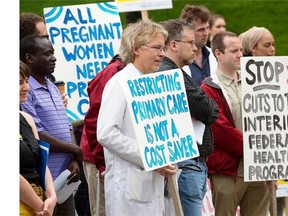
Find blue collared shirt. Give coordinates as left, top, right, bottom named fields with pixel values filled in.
left=21, top=76, right=72, bottom=180
left=188, top=46, right=211, bottom=86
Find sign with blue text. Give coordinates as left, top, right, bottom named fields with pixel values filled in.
left=241, top=56, right=288, bottom=182
left=43, top=2, right=122, bottom=121
left=119, top=69, right=199, bottom=171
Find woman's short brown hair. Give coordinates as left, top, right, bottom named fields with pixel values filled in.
left=20, top=60, right=30, bottom=78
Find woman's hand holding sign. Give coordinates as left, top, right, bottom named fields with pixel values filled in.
left=156, top=164, right=176, bottom=177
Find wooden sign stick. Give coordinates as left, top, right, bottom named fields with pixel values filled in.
left=285, top=197, right=288, bottom=216
left=167, top=174, right=184, bottom=216
left=141, top=10, right=149, bottom=20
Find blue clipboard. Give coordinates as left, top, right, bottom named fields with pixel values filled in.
left=37, top=140, right=50, bottom=191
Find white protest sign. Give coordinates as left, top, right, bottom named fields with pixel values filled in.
left=119, top=69, right=199, bottom=171
left=43, top=2, right=122, bottom=121
left=115, top=0, right=172, bottom=12
left=241, top=56, right=288, bottom=182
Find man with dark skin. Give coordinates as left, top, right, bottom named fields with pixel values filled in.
left=20, top=12, right=68, bottom=108
left=20, top=35, right=83, bottom=216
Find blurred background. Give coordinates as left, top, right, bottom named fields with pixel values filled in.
left=19, top=0, right=287, bottom=55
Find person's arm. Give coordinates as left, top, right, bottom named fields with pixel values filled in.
left=97, top=76, right=143, bottom=167
left=42, top=167, right=57, bottom=216
left=66, top=129, right=81, bottom=183
left=20, top=111, right=80, bottom=161
left=20, top=111, right=39, bottom=139
left=20, top=112, right=57, bottom=214
left=20, top=175, right=43, bottom=212
left=201, top=83, right=243, bottom=158
left=183, top=73, right=219, bottom=125
left=38, top=130, right=82, bottom=184
left=38, top=132, right=83, bottom=163
left=21, top=89, right=83, bottom=163
left=85, top=68, right=119, bottom=173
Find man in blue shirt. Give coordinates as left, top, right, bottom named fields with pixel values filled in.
left=180, top=5, right=218, bottom=86
left=20, top=35, right=83, bottom=216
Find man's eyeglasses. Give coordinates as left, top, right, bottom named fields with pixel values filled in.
left=174, top=40, right=195, bottom=46
left=142, top=44, right=166, bottom=53
left=40, top=34, right=49, bottom=39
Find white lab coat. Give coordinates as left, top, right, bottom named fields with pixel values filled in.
left=97, top=63, right=166, bottom=216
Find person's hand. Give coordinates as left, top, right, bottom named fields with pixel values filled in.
left=67, top=160, right=81, bottom=184
left=274, top=180, right=278, bottom=190
left=41, top=195, right=57, bottom=216
left=61, top=93, right=68, bottom=108
left=34, top=202, right=44, bottom=216
left=100, top=170, right=105, bottom=178
left=155, top=164, right=176, bottom=177
left=35, top=211, right=45, bottom=216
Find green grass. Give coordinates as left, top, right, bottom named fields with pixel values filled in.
left=20, top=0, right=288, bottom=55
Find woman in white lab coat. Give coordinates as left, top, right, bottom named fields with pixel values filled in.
left=97, top=19, right=176, bottom=216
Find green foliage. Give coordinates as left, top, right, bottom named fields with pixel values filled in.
left=20, top=0, right=287, bottom=55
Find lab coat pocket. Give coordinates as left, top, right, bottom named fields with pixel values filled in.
left=125, top=168, right=153, bottom=203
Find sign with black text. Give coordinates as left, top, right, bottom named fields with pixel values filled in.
left=241, top=56, right=288, bottom=181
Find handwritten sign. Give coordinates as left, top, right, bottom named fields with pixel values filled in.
left=115, top=0, right=172, bottom=12
left=43, top=3, right=122, bottom=121
left=241, top=56, right=288, bottom=182
left=119, top=69, right=199, bottom=171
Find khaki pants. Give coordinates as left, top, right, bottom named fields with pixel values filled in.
left=83, top=161, right=105, bottom=216
left=20, top=184, right=44, bottom=216
left=268, top=181, right=277, bottom=216
left=210, top=174, right=270, bottom=216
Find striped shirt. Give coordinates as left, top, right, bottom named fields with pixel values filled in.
left=21, top=76, right=72, bottom=180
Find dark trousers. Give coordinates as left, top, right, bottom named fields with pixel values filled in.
left=73, top=126, right=91, bottom=216
left=53, top=194, right=75, bottom=216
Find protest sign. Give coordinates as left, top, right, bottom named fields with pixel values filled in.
left=119, top=68, right=199, bottom=171
left=115, top=0, right=172, bottom=12
left=43, top=2, right=122, bottom=121
left=241, top=56, right=288, bottom=181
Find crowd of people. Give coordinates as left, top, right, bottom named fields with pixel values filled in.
left=19, top=3, right=286, bottom=216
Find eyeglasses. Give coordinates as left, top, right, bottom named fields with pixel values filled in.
left=142, top=44, right=166, bottom=53
left=41, top=34, right=49, bottom=39
left=174, top=40, right=195, bottom=46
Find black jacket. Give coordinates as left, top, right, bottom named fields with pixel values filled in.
left=158, top=56, right=219, bottom=157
